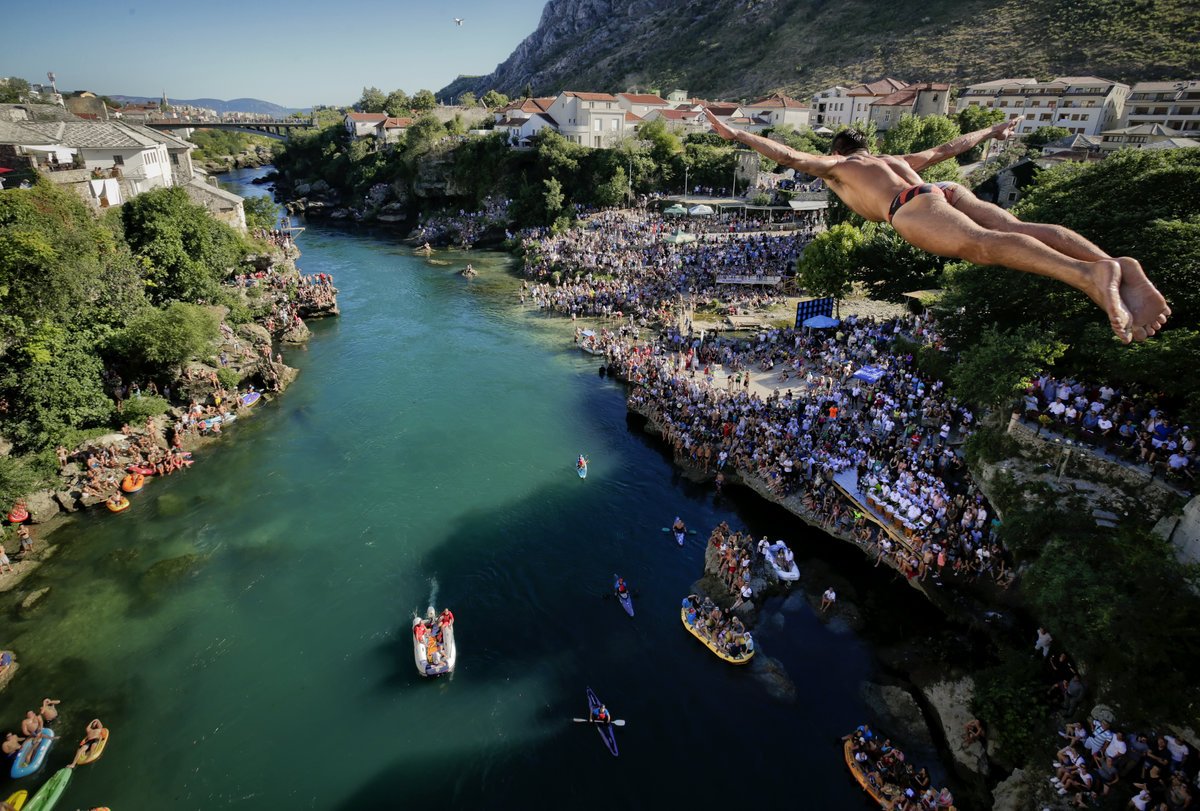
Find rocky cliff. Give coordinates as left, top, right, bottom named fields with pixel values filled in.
left=441, top=0, right=1200, bottom=101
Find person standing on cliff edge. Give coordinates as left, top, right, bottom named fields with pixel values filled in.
left=704, top=110, right=1170, bottom=344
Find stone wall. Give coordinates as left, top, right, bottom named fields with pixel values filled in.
left=1005, top=416, right=1179, bottom=519
left=1155, top=494, right=1200, bottom=566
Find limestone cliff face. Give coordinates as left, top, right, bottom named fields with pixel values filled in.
left=441, top=0, right=1199, bottom=102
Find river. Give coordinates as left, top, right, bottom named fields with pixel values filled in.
left=0, top=167, right=957, bottom=809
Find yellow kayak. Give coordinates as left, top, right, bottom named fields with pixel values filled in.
left=5, top=791, right=28, bottom=810
left=679, top=607, right=755, bottom=664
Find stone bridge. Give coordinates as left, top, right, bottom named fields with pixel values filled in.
left=145, top=119, right=316, bottom=141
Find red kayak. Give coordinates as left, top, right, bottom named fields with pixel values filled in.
left=126, top=465, right=156, bottom=476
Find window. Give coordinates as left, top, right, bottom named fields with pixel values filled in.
left=611, top=119, right=618, bottom=130
left=113, top=154, right=124, bottom=165
left=1040, top=113, right=1051, bottom=121
left=171, top=153, right=179, bottom=165
left=593, top=136, right=601, bottom=147
left=1008, top=192, right=1018, bottom=201
left=594, top=119, right=601, bottom=131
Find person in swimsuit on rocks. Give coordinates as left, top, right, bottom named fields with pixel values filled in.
left=706, top=111, right=1169, bottom=344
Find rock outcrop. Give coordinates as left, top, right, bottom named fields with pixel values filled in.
left=921, top=676, right=989, bottom=776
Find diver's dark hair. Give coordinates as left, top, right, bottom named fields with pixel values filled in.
left=830, top=129, right=869, bottom=156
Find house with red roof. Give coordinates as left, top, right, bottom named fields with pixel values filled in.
left=640, top=107, right=708, bottom=134
left=345, top=112, right=387, bottom=138
left=846, top=79, right=910, bottom=124
left=616, top=92, right=670, bottom=118
left=867, top=82, right=951, bottom=131
left=374, top=117, right=413, bottom=144
left=739, top=93, right=811, bottom=129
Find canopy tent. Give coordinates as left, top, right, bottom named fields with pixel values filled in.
left=787, top=199, right=829, bottom=212
left=802, top=314, right=840, bottom=329
left=663, top=204, right=688, bottom=215
left=687, top=204, right=715, bottom=216
left=813, top=126, right=834, bottom=135
left=662, top=230, right=697, bottom=244
left=852, top=365, right=886, bottom=384
left=580, top=329, right=596, bottom=338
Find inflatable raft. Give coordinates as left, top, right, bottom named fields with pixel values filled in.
left=844, top=738, right=901, bottom=808
left=762, top=540, right=800, bottom=581
left=680, top=607, right=754, bottom=665
left=73, top=727, right=109, bottom=766
left=105, top=496, right=130, bottom=514
left=10, top=728, right=54, bottom=779
left=413, top=610, right=456, bottom=677
left=121, top=473, right=145, bottom=493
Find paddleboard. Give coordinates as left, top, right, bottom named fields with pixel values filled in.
left=22, top=767, right=71, bottom=811
left=4, top=791, right=27, bottom=811
left=240, top=391, right=261, bottom=407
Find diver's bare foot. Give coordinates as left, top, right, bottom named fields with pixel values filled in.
left=1082, top=259, right=1133, bottom=343
left=1115, top=257, right=1170, bottom=341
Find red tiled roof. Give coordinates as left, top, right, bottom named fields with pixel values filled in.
left=848, top=78, right=909, bottom=97
left=347, top=112, right=387, bottom=122
left=871, top=82, right=951, bottom=108
left=745, top=93, right=809, bottom=110
left=625, top=111, right=643, bottom=122
left=618, top=93, right=668, bottom=106
left=655, top=109, right=701, bottom=120
left=532, top=97, right=556, bottom=112
left=705, top=104, right=739, bottom=117
left=380, top=117, right=412, bottom=128
left=563, top=91, right=618, bottom=102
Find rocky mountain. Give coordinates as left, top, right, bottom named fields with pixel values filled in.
left=440, top=0, right=1199, bottom=101
left=107, top=96, right=303, bottom=116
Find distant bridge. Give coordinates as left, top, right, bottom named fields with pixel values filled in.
left=144, top=119, right=317, bottom=140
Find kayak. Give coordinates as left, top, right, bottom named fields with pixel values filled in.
left=586, top=687, right=618, bottom=756
left=11, top=728, right=54, bottom=779
left=577, top=464, right=587, bottom=479
left=126, top=464, right=156, bottom=476
left=680, top=606, right=755, bottom=665
left=105, top=496, right=130, bottom=514
left=613, top=577, right=634, bottom=617
left=413, top=610, right=456, bottom=677
left=674, top=530, right=686, bottom=546
left=763, top=540, right=800, bottom=581
left=23, top=767, right=72, bottom=811
left=240, top=391, right=261, bottom=407
left=4, top=791, right=27, bottom=810
left=73, top=727, right=109, bottom=765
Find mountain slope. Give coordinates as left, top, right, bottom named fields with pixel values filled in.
left=440, top=0, right=1200, bottom=101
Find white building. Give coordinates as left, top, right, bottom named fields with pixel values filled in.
left=492, top=97, right=555, bottom=124
left=495, top=112, right=559, bottom=147
left=810, top=85, right=852, bottom=129
left=544, top=91, right=625, bottom=148
left=738, top=93, right=811, bottom=129
left=956, top=77, right=1129, bottom=136
left=640, top=107, right=708, bottom=134
left=867, top=82, right=951, bottom=131
left=1121, top=81, right=1200, bottom=136
left=374, top=117, right=412, bottom=144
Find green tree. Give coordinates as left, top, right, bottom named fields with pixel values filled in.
left=383, top=89, right=410, bottom=117
left=0, top=78, right=30, bottom=104
left=593, top=166, right=628, bottom=208
left=411, top=89, right=437, bottom=111
left=110, top=302, right=220, bottom=372
left=950, top=325, right=1066, bottom=411
left=356, top=86, right=387, bottom=113
left=1025, top=125, right=1071, bottom=150
left=543, top=177, right=565, bottom=221
left=243, top=195, right=279, bottom=232
left=481, top=90, right=510, bottom=109
left=795, top=223, right=864, bottom=310
left=521, top=83, right=533, bottom=100
left=122, top=187, right=247, bottom=306
left=458, top=91, right=477, bottom=108
left=956, top=105, right=1007, bottom=161
left=853, top=223, right=946, bottom=301
left=882, top=114, right=962, bottom=182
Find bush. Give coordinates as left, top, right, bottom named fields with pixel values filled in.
left=973, top=649, right=1056, bottom=767
left=0, top=455, right=47, bottom=508
left=962, top=427, right=1021, bottom=468
left=216, top=368, right=241, bottom=390
left=110, top=303, right=220, bottom=372
left=119, top=394, right=170, bottom=424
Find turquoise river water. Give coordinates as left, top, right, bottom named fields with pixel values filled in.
left=0, top=167, right=955, bottom=809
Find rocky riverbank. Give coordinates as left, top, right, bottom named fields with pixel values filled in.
left=195, top=144, right=275, bottom=174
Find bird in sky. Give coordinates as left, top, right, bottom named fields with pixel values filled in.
left=453, top=17, right=464, bottom=25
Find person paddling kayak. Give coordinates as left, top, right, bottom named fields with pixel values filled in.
left=591, top=703, right=612, bottom=725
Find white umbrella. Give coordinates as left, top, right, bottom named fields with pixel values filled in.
left=688, top=204, right=714, bottom=216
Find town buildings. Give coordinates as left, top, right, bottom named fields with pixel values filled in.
left=956, top=77, right=1129, bottom=136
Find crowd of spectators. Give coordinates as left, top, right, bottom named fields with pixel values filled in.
left=1019, top=375, right=1195, bottom=487
left=412, top=196, right=511, bottom=247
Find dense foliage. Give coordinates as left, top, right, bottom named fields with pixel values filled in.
left=188, top=129, right=272, bottom=162
left=0, top=181, right=251, bottom=453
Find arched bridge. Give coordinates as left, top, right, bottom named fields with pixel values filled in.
left=144, top=119, right=317, bottom=141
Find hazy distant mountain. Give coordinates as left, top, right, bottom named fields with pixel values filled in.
left=107, top=95, right=306, bottom=116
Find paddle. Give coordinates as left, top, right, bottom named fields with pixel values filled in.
left=660, top=527, right=698, bottom=534
left=572, top=718, right=626, bottom=726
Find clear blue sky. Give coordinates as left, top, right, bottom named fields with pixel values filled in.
left=2, top=0, right=546, bottom=108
